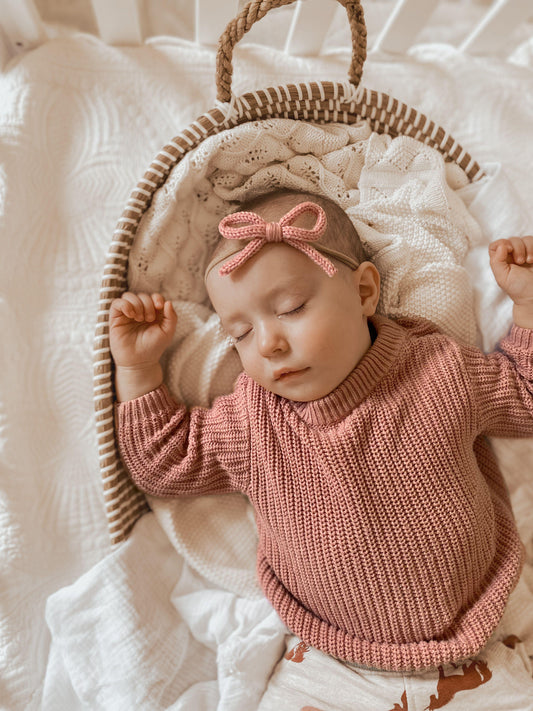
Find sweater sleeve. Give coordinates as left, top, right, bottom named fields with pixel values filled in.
left=462, top=325, right=533, bottom=438
left=116, top=383, right=251, bottom=498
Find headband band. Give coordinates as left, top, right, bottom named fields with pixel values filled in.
left=204, top=201, right=360, bottom=280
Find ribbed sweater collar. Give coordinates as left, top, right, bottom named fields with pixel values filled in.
left=288, top=315, right=406, bottom=426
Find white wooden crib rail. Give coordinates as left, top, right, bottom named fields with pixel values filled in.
left=0, top=0, right=531, bottom=63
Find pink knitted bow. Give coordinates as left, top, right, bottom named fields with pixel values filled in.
left=217, top=201, right=336, bottom=277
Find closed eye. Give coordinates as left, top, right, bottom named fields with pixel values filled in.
left=282, top=303, right=306, bottom=317
left=231, top=303, right=305, bottom=344
left=234, top=329, right=251, bottom=343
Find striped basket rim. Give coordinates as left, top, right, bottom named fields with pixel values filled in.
left=94, top=80, right=485, bottom=545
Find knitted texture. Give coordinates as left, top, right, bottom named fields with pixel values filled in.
left=116, top=317, right=533, bottom=671
left=216, top=201, right=334, bottom=277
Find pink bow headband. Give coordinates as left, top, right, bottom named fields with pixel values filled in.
left=204, top=200, right=361, bottom=280
left=211, top=201, right=343, bottom=278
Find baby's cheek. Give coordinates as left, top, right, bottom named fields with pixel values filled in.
left=239, top=351, right=260, bottom=379
left=296, top=316, right=325, bottom=350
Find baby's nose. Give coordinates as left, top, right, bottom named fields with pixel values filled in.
left=257, top=324, right=288, bottom=357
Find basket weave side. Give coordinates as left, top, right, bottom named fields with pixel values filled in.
left=94, top=81, right=485, bottom=545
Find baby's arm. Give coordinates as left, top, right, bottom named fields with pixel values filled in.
left=110, top=291, right=250, bottom=497
left=117, top=385, right=251, bottom=498
left=489, top=236, right=533, bottom=329
left=460, top=237, right=533, bottom=437
left=109, top=292, right=177, bottom=401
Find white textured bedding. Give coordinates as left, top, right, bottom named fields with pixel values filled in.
left=1, top=6, right=533, bottom=709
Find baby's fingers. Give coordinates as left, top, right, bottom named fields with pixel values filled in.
left=522, top=235, right=533, bottom=263
left=137, top=293, right=159, bottom=322
left=488, top=238, right=511, bottom=261
left=161, top=300, right=178, bottom=336
left=489, top=239, right=511, bottom=281
left=507, top=236, right=532, bottom=264
left=118, top=292, right=162, bottom=322
left=112, top=292, right=142, bottom=321
left=110, top=292, right=170, bottom=326
left=110, top=294, right=139, bottom=321
left=490, top=237, right=533, bottom=265
left=152, top=293, right=166, bottom=311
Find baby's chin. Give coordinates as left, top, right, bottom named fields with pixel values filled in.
left=251, top=371, right=348, bottom=403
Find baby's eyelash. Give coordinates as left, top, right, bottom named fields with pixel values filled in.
left=234, top=330, right=251, bottom=343
left=227, top=303, right=306, bottom=345
left=284, top=303, right=306, bottom=316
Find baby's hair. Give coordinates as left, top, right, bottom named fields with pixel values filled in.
left=208, top=190, right=367, bottom=272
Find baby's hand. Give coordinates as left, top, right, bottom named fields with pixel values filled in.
left=489, top=237, right=533, bottom=304
left=109, top=292, right=177, bottom=369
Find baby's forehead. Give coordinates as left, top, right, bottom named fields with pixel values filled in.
left=209, top=267, right=317, bottom=335
left=206, top=242, right=319, bottom=301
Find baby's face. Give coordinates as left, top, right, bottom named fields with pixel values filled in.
left=206, top=242, right=377, bottom=402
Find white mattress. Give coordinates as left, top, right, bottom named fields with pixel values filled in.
left=1, top=5, right=533, bottom=709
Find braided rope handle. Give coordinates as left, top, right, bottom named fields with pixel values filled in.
left=216, top=0, right=367, bottom=102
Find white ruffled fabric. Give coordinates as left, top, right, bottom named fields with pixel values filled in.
left=43, top=513, right=287, bottom=711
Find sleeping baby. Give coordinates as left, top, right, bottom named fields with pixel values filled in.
left=109, top=190, right=533, bottom=709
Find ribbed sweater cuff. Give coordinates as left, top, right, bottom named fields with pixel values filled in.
left=508, top=324, right=533, bottom=349
left=116, top=384, right=178, bottom=423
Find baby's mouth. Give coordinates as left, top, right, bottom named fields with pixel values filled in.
left=274, top=368, right=309, bottom=381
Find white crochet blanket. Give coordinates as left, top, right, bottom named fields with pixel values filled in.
left=127, top=117, right=525, bottom=599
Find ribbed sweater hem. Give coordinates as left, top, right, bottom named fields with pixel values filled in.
left=258, top=527, right=524, bottom=672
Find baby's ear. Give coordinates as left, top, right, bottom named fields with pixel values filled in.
left=355, top=262, right=380, bottom=316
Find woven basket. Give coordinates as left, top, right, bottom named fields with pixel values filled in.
left=94, top=0, right=485, bottom=546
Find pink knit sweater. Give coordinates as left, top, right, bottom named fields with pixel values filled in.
left=117, top=316, right=533, bottom=671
